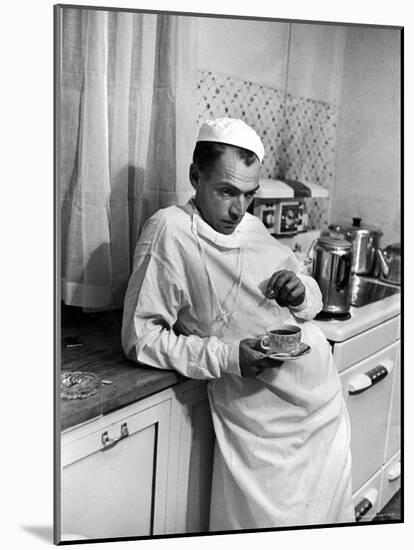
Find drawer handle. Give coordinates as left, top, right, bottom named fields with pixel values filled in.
left=348, top=360, right=394, bottom=395
left=101, top=422, right=129, bottom=451
left=355, top=488, right=378, bottom=521
left=388, top=462, right=401, bottom=482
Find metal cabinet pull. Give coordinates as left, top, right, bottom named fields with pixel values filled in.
left=348, top=359, right=394, bottom=395
left=388, top=462, right=401, bottom=482
left=354, top=488, right=378, bottom=521
left=101, top=422, right=129, bottom=451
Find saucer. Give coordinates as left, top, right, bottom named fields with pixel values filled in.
left=265, top=342, right=311, bottom=361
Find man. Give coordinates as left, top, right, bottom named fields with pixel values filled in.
left=122, top=118, right=355, bottom=530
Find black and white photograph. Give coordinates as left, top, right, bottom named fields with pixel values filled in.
left=53, top=1, right=403, bottom=545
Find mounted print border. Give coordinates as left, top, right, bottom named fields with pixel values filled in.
left=54, top=3, right=403, bottom=545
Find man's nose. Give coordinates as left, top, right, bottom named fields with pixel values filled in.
left=229, top=197, right=246, bottom=219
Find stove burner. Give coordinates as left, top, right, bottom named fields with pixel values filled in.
left=315, top=311, right=352, bottom=321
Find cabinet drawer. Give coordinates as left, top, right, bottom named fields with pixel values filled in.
left=62, top=399, right=169, bottom=465
left=352, top=468, right=382, bottom=523
left=333, top=316, right=399, bottom=373
left=340, top=342, right=398, bottom=492
left=379, top=451, right=401, bottom=513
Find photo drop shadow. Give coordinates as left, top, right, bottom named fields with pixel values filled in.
left=20, top=525, right=53, bottom=543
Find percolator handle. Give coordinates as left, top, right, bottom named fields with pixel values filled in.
left=336, top=254, right=352, bottom=292
left=305, top=239, right=317, bottom=261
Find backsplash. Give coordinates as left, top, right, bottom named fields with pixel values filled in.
left=196, top=70, right=338, bottom=231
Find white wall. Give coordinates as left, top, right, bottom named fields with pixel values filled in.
left=287, top=23, right=346, bottom=103
left=330, top=27, right=401, bottom=246
left=197, top=17, right=289, bottom=88
left=196, top=17, right=346, bottom=102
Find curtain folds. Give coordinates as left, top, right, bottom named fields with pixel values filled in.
left=60, top=9, right=198, bottom=309
left=142, top=15, right=198, bottom=223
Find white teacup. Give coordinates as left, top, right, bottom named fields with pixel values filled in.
left=260, top=324, right=302, bottom=354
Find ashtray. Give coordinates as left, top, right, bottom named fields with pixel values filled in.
left=61, top=371, right=101, bottom=400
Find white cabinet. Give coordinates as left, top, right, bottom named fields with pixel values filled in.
left=340, top=342, right=398, bottom=492
left=61, top=398, right=171, bottom=541
left=60, top=379, right=215, bottom=542
left=332, top=316, right=399, bottom=373
left=325, top=313, right=401, bottom=520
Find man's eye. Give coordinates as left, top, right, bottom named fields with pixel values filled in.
left=221, top=189, right=234, bottom=196
left=246, top=191, right=257, bottom=199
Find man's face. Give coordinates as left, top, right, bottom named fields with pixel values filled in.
left=190, top=148, right=261, bottom=235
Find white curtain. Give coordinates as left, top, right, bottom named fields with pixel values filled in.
left=60, top=9, right=198, bottom=310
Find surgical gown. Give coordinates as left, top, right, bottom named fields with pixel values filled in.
left=121, top=201, right=355, bottom=530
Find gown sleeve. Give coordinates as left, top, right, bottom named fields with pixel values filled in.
left=121, top=251, right=241, bottom=380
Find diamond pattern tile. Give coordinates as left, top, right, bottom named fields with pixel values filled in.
left=196, top=69, right=338, bottom=230
left=197, top=70, right=285, bottom=179
left=282, top=93, right=337, bottom=189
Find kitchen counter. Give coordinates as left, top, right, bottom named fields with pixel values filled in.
left=60, top=309, right=182, bottom=431
left=314, top=290, right=401, bottom=343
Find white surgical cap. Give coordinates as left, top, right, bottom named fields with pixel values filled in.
left=196, top=117, right=265, bottom=163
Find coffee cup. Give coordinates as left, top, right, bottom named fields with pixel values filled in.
left=260, top=324, right=302, bottom=354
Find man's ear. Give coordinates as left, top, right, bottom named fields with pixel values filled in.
left=189, top=163, right=200, bottom=191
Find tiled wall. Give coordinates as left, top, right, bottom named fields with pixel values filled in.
left=196, top=70, right=338, bottom=231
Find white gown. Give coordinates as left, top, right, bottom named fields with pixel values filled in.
left=121, top=201, right=355, bottom=530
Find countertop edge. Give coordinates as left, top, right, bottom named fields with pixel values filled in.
left=314, top=293, right=401, bottom=342
left=60, top=369, right=182, bottom=432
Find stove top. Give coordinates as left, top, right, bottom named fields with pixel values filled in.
left=314, top=276, right=400, bottom=342
left=314, top=276, right=400, bottom=323
left=350, top=275, right=400, bottom=308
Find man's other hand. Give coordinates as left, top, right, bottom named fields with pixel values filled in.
left=265, top=270, right=306, bottom=308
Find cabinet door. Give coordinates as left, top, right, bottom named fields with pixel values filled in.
left=60, top=400, right=171, bottom=541
left=166, top=383, right=215, bottom=534
left=385, top=343, right=401, bottom=461
left=340, top=342, right=398, bottom=493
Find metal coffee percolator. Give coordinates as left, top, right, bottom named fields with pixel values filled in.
left=312, top=236, right=353, bottom=315
left=328, top=217, right=382, bottom=275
